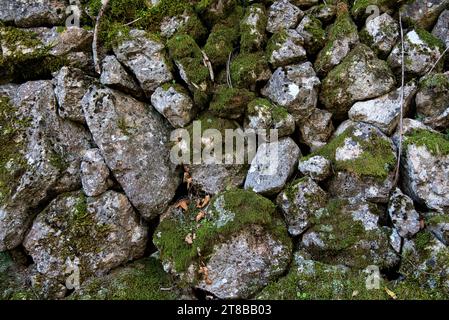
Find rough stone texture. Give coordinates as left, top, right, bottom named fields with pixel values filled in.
left=196, top=226, right=290, bottom=299
left=432, top=10, right=449, bottom=47
left=277, top=177, right=328, bottom=236
left=415, top=72, right=449, bottom=130
left=23, top=191, right=147, bottom=298
left=154, top=190, right=291, bottom=299
left=266, top=0, right=304, bottom=33
left=245, top=137, right=301, bottom=195
left=301, top=199, right=399, bottom=269
left=400, top=0, right=449, bottom=30
left=113, top=29, right=173, bottom=96
left=244, top=98, right=295, bottom=138
left=81, top=149, right=113, bottom=197
left=396, top=123, right=449, bottom=213
left=298, top=156, right=332, bottom=182
left=151, top=84, right=196, bottom=128
left=388, top=29, right=444, bottom=76
left=267, top=29, right=307, bottom=68
left=187, top=164, right=247, bottom=196
left=400, top=231, right=449, bottom=297
left=361, top=13, right=399, bottom=57
left=306, top=3, right=336, bottom=23
left=321, top=44, right=396, bottom=120
left=262, top=62, right=320, bottom=123
left=240, top=4, right=268, bottom=52
left=0, top=0, right=67, bottom=27
left=299, top=108, right=334, bottom=151
left=53, top=67, right=94, bottom=124
left=82, top=85, right=180, bottom=220
left=0, top=80, right=91, bottom=251
left=47, top=27, right=93, bottom=57
left=295, top=15, right=326, bottom=55
left=388, top=188, right=421, bottom=239
left=314, top=11, right=359, bottom=76
left=426, top=212, right=449, bottom=246
left=348, top=82, right=418, bottom=135
left=100, top=55, right=143, bottom=99
left=323, top=122, right=397, bottom=203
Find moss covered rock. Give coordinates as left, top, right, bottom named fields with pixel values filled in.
left=153, top=189, right=292, bottom=299
left=296, top=15, right=326, bottom=55
left=209, top=87, right=256, bottom=119
left=320, top=44, right=396, bottom=120
left=230, top=52, right=272, bottom=90
left=70, top=258, right=179, bottom=300
left=301, top=198, right=399, bottom=269
left=240, top=4, right=268, bottom=53
left=310, top=122, right=397, bottom=202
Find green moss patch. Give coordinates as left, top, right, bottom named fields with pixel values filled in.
left=70, top=257, right=178, bottom=300
left=230, top=52, right=270, bottom=89
left=404, top=129, right=449, bottom=156
left=0, top=97, right=29, bottom=205
left=204, top=26, right=240, bottom=67
left=308, top=127, right=396, bottom=180
left=209, top=87, right=255, bottom=119
left=240, top=4, right=267, bottom=53
left=153, top=189, right=290, bottom=275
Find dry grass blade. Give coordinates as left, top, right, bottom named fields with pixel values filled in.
left=202, top=50, right=215, bottom=82
left=427, top=46, right=449, bottom=75
left=227, top=50, right=233, bottom=88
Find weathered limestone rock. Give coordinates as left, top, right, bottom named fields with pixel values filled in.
left=240, top=4, right=268, bottom=53
left=301, top=199, right=400, bottom=269
left=426, top=212, right=449, bottom=246
left=296, top=15, right=326, bottom=55
left=0, top=0, right=67, bottom=27
left=151, top=84, right=196, bottom=128
left=388, top=188, right=421, bottom=239
left=113, top=29, right=173, bottom=96
left=0, top=81, right=91, bottom=251
left=266, top=29, right=307, bottom=68
left=320, top=44, right=396, bottom=120
left=348, top=82, right=418, bottom=135
left=400, top=0, right=449, bottom=30
left=23, top=191, right=147, bottom=298
left=82, top=85, right=180, bottom=220
left=388, top=29, right=445, bottom=76
left=299, top=108, right=334, bottom=151
left=262, top=62, right=321, bottom=123
left=298, top=155, right=332, bottom=182
left=415, top=73, right=449, bottom=130
left=81, top=149, right=113, bottom=197
left=154, top=189, right=292, bottom=299
left=360, top=13, right=399, bottom=57
left=277, top=177, right=328, bottom=236
left=245, top=137, right=301, bottom=196
left=396, top=122, right=449, bottom=213
left=432, top=10, right=449, bottom=47
left=313, top=122, right=397, bottom=203
left=100, top=55, right=143, bottom=99
left=53, top=67, right=94, bottom=124
left=244, top=98, right=295, bottom=138
left=266, top=0, right=304, bottom=33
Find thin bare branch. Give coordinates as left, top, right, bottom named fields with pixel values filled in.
left=124, top=16, right=143, bottom=26
left=227, top=50, right=233, bottom=88
left=93, top=0, right=110, bottom=75
left=427, top=46, right=449, bottom=75
left=394, top=13, right=406, bottom=187
left=201, top=50, right=215, bottom=82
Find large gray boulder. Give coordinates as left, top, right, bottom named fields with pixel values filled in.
left=82, top=86, right=180, bottom=220
left=23, top=191, right=147, bottom=298
left=154, top=189, right=292, bottom=299
left=0, top=80, right=91, bottom=251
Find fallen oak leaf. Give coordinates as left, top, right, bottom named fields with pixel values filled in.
left=196, top=210, right=206, bottom=222
left=176, top=199, right=189, bottom=211
left=196, top=195, right=210, bottom=209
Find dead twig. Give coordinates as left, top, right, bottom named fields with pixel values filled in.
left=93, top=0, right=110, bottom=75
left=393, top=13, right=405, bottom=187
left=226, top=50, right=234, bottom=88
left=201, top=50, right=214, bottom=82
left=426, top=46, right=449, bottom=76
left=124, top=16, right=143, bottom=26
